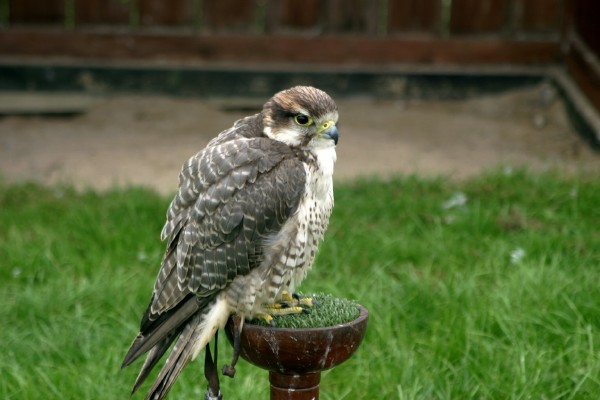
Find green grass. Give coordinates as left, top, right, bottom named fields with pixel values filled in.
left=1, top=168, right=600, bottom=399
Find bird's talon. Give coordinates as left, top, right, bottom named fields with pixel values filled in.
left=256, top=312, right=276, bottom=326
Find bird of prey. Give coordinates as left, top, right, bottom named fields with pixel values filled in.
left=122, top=86, right=339, bottom=400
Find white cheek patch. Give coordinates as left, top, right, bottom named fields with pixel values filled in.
left=264, top=126, right=304, bottom=147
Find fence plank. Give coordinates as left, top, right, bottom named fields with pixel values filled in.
left=265, top=0, right=320, bottom=32
left=388, top=0, right=441, bottom=34
left=324, top=0, right=379, bottom=34
left=10, top=0, right=64, bottom=24
left=76, top=0, right=130, bottom=25
left=450, top=0, right=510, bottom=34
left=203, top=0, right=257, bottom=32
left=0, top=29, right=562, bottom=65
left=517, top=0, right=563, bottom=33
left=140, top=0, right=193, bottom=26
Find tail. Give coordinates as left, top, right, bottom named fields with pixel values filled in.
left=122, top=296, right=230, bottom=400
left=143, top=313, right=205, bottom=400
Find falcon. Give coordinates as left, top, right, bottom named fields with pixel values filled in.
left=122, top=86, right=339, bottom=399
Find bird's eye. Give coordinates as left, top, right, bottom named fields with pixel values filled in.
left=294, top=114, right=313, bottom=126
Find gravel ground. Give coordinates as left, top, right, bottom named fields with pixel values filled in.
left=1, top=83, right=599, bottom=194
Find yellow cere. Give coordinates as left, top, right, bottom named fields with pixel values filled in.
left=319, top=120, right=334, bottom=132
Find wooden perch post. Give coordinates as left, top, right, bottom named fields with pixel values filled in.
left=225, top=305, right=368, bottom=399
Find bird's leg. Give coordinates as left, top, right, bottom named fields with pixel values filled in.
left=222, top=315, right=243, bottom=378
left=204, top=332, right=222, bottom=400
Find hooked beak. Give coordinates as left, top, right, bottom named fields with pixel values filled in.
left=319, top=121, right=339, bottom=145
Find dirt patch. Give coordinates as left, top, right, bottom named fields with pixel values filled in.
left=1, top=83, right=599, bottom=194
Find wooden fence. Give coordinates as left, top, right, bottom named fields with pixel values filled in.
left=0, top=0, right=599, bottom=113
left=0, top=0, right=567, bottom=64
left=0, top=0, right=568, bottom=37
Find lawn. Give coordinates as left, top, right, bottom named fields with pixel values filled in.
left=1, top=169, right=599, bottom=399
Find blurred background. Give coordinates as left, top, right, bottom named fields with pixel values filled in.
left=0, top=0, right=599, bottom=189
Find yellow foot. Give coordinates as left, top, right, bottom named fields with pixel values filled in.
left=255, top=312, right=276, bottom=327
left=257, top=292, right=318, bottom=326
left=279, top=291, right=317, bottom=308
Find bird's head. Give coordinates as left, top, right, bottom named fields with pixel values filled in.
left=262, top=86, right=339, bottom=149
